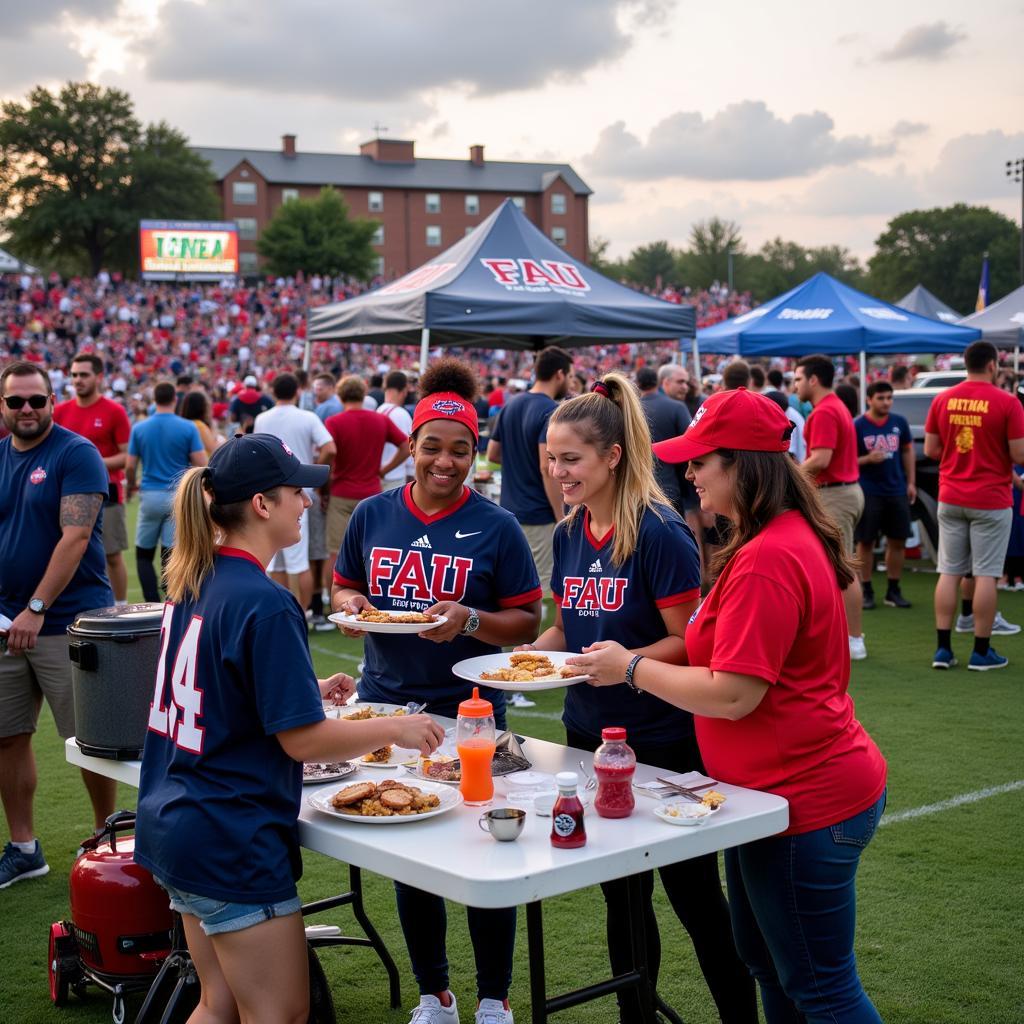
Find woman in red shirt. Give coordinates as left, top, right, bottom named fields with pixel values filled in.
left=572, top=387, right=887, bottom=1024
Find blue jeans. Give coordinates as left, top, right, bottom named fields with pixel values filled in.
left=136, top=489, right=176, bottom=549
left=724, top=791, right=886, bottom=1024
left=154, top=877, right=301, bottom=937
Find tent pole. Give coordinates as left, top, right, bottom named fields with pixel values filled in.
left=303, top=336, right=311, bottom=373
left=420, top=327, right=431, bottom=373
left=692, top=338, right=700, bottom=384
left=859, top=350, right=867, bottom=413
left=1014, top=343, right=1020, bottom=377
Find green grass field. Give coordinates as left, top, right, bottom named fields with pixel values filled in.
left=2, top=526, right=1023, bottom=1023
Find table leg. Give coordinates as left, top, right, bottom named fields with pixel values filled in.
left=526, top=901, right=548, bottom=1024
left=347, top=865, right=402, bottom=1009
left=625, top=873, right=657, bottom=1024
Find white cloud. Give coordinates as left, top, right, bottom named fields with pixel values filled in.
left=140, top=0, right=674, bottom=101
left=879, top=22, right=967, bottom=63
left=891, top=120, right=929, bottom=138
left=584, top=101, right=894, bottom=182
left=926, top=129, right=1024, bottom=201
left=0, top=26, right=89, bottom=94
left=798, top=166, right=923, bottom=217
left=3, top=0, right=116, bottom=38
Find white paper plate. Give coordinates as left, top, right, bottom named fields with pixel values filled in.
left=302, top=762, right=357, bottom=785
left=328, top=611, right=447, bottom=635
left=308, top=782, right=463, bottom=823
left=452, top=651, right=589, bottom=691
left=653, top=801, right=721, bottom=827
left=336, top=702, right=410, bottom=718
left=402, top=763, right=462, bottom=786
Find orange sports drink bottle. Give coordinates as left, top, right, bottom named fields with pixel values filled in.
left=456, top=687, right=496, bottom=806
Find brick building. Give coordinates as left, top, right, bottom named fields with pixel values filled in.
left=193, top=136, right=592, bottom=278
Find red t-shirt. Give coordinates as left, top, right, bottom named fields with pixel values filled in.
left=53, top=396, right=131, bottom=501
left=924, top=380, right=1024, bottom=510
left=325, top=409, right=408, bottom=500
left=687, top=511, right=887, bottom=835
left=805, top=391, right=859, bottom=484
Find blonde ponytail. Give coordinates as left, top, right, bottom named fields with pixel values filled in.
left=549, top=372, right=669, bottom=567
left=165, top=468, right=218, bottom=603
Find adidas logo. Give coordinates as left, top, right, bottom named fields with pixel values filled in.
left=588, top=559, right=603, bottom=573
left=411, top=534, right=432, bottom=549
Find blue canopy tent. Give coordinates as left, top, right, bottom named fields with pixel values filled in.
left=307, top=199, right=694, bottom=369
left=695, top=272, right=981, bottom=408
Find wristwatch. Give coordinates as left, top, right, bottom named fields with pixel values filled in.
left=28, top=598, right=47, bottom=615
left=462, top=608, right=480, bottom=635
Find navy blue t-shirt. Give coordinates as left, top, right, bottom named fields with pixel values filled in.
left=334, top=485, right=542, bottom=719
left=0, top=426, right=112, bottom=634
left=491, top=391, right=557, bottom=525
left=854, top=412, right=911, bottom=497
left=134, top=550, right=325, bottom=903
left=552, top=505, right=701, bottom=745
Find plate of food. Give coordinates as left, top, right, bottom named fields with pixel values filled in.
left=402, top=754, right=461, bottom=785
left=452, top=651, right=589, bottom=691
left=328, top=607, right=447, bottom=635
left=303, top=761, right=357, bottom=785
left=308, top=779, right=462, bottom=823
left=337, top=703, right=420, bottom=766
left=653, top=790, right=727, bottom=827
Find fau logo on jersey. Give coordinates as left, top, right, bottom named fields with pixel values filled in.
left=863, top=432, right=900, bottom=455
left=369, top=547, right=473, bottom=603
left=560, top=576, right=629, bottom=613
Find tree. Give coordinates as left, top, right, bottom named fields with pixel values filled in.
left=868, top=204, right=1021, bottom=313
left=681, top=217, right=744, bottom=289
left=736, top=238, right=865, bottom=301
left=587, top=235, right=629, bottom=279
left=624, top=240, right=678, bottom=288
left=258, top=187, right=379, bottom=279
left=0, top=82, right=217, bottom=274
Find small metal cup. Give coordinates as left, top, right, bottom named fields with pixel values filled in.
left=478, top=807, right=526, bottom=842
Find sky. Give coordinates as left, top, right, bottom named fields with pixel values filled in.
left=1, top=0, right=1022, bottom=263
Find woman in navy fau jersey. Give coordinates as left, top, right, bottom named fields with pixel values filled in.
left=519, top=373, right=756, bottom=1024
left=573, top=389, right=886, bottom=1024
left=135, top=434, right=444, bottom=1024
left=332, top=359, right=541, bottom=1024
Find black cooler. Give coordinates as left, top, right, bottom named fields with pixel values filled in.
left=69, top=603, right=164, bottom=760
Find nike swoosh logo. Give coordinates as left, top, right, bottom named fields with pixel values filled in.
left=455, top=530, right=482, bottom=539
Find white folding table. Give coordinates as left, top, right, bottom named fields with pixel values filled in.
left=67, top=733, right=788, bottom=1022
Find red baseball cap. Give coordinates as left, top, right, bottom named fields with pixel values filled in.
left=653, top=387, right=793, bottom=463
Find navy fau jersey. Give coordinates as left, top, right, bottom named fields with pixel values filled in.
left=334, top=484, right=542, bottom=716
left=553, top=505, right=701, bottom=745
left=135, top=549, right=325, bottom=904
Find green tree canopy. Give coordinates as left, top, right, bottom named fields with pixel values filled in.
left=0, top=82, right=217, bottom=274
left=624, top=239, right=678, bottom=288
left=679, top=217, right=744, bottom=289
left=867, top=204, right=1021, bottom=313
left=257, top=187, right=378, bottom=279
left=737, top=238, right=865, bottom=299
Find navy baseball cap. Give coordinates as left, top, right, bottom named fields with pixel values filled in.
left=206, top=433, right=329, bottom=505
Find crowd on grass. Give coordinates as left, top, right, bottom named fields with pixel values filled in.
left=1, top=267, right=1023, bottom=1024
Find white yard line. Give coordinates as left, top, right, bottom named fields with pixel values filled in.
left=880, top=779, right=1024, bottom=827
left=507, top=708, right=564, bottom=722
left=308, top=641, right=361, bottom=665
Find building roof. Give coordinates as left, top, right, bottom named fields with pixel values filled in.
left=193, top=146, right=592, bottom=196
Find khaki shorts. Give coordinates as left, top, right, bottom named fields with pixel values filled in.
left=102, top=501, right=128, bottom=556
left=520, top=522, right=555, bottom=594
left=0, top=634, right=76, bottom=739
left=326, top=496, right=362, bottom=557
left=818, top=483, right=865, bottom=557
left=937, top=503, right=1013, bottom=578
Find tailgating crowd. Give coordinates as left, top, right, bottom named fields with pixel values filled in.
left=2, top=269, right=1023, bottom=1024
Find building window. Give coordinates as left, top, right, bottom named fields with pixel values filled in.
left=371, top=225, right=384, bottom=245
left=239, top=252, right=259, bottom=274
left=236, top=217, right=258, bottom=241
left=282, top=188, right=299, bottom=203
left=551, top=193, right=567, bottom=215
left=232, top=181, right=257, bottom=205
left=425, top=193, right=441, bottom=214
left=426, top=225, right=442, bottom=247
left=465, top=194, right=479, bottom=215
left=374, top=256, right=385, bottom=277
left=551, top=226, right=567, bottom=246
left=511, top=196, right=526, bottom=210
left=368, top=191, right=383, bottom=212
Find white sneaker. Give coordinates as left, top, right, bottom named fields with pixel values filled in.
left=410, top=993, right=460, bottom=1024
left=476, top=999, right=513, bottom=1024
left=849, top=635, right=867, bottom=661
left=509, top=692, right=536, bottom=708
left=955, top=613, right=974, bottom=633
left=957, top=612, right=1022, bottom=635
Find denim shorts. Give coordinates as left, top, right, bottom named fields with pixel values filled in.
left=154, top=877, right=302, bottom=936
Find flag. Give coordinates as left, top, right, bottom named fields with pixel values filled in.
left=975, top=255, right=990, bottom=312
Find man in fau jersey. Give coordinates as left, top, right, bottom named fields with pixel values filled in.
left=53, top=352, right=132, bottom=602
left=333, top=358, right=540, bottom=1024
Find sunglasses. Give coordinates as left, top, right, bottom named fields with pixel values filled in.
left=2, top=394, right=50, bottom=410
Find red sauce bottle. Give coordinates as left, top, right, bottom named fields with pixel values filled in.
left=593, top=726, right=636, bottom=819
left=550, top=771, right=586, bottom=849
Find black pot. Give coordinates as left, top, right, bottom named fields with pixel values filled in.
left=69, top=604, right=164, bottom=760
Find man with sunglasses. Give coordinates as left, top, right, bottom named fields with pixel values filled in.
left=0, top=361, right=115, bottom=888
left=53, top=353, right=131, bottom=603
